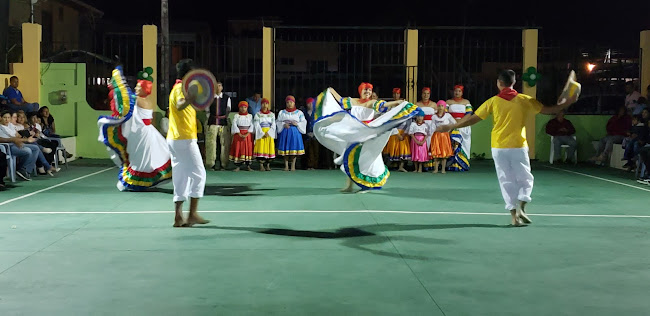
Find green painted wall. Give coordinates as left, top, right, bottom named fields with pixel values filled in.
left=534, top=114, right=610, bottom=162
left=40, top=63, right=111, bottom=158
left=469, top=113, right=611, bottom=162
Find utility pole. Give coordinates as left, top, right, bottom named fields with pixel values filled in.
left=160, top=0, right=169, bottom=110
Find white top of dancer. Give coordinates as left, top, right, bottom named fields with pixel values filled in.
left=254, top=111, right=276, bottom=140
left=276, top=110, right=307, bottom=134
left=231, top=113, right=253, bottom=134
left=408, top=122, right=430, bottom=136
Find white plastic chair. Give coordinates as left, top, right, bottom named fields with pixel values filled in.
left=48, top=137, right=68, bottom=170
left=0, top=143, right=16, bottom=182
left=550, top=136, right=577, bottom=164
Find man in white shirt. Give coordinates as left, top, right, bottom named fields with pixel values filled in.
left=0, top=110, right=38, bottom=180
left=625, top=82, right=641, bottom=112
left=205, top=80, right=232, bottom=170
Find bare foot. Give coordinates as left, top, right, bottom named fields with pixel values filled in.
left=260, top=166, right=266, bottom=172
left=441, top=170, right=446, bottom=174
left=173, top=216, right=185, bottom=227
left=234, top=167, right=240, bottom=172
left=266, top=165, right=272, bottom=171
left=247, top=166, right=254, bottom=171
left=185, top=214, right=210, bottom=227
left=432, top=169, right=439, bottom=174
left=291, top=168, right=296, bottom=172
left=398, top=168, right=408, bottom=172
left=516, top=201, right=532, bottom=224
left=510, top=210, right=522, bottom=226
left=283, top=168, right=289, bottom=171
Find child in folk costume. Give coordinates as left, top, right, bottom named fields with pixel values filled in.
left=383, top=87, right=410, bottom=171
left=409, top=110, right=431, bottom=173
left=276, top=95, right=306, bottom=171
left=229, top=101, right=254, bottom=172
left=430, top=100, right=456, bottom=173
left=253, top=98, right=276, bottom=171
left=386, top=120, right=411, bottom=172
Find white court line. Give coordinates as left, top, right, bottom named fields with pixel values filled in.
left=544, top=165, right=650, bottom=193
left=1, top=210, right=649, bottom=218
left=0, top=167, right=115, bottom=206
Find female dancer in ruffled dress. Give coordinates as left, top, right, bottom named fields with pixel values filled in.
left=313, top=83, right=418, bottom=192
left=98, top=66, right=172, bottom=191
left=446, top=85, right=473, bottom=171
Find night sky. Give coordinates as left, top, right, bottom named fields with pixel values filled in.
left=84, top=0, right=650, bottom=48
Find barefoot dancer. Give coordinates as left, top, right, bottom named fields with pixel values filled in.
left=314, top=83, right=418, bottom=192
left=437, top=70, right=579, bottom=225
left=167, top=59, right=210, bottom=227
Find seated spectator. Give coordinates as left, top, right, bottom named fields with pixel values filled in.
left=0, top=94, right=8, bottom=111
left=622, top=115, right=648, bottom=170
left=546, top=110, right=577, bottom=164
left=590, top=106, right=631, bottom=164
left=0, top=110, right=39, bottom=180
left=631, top=97, right=647, bottom=116
left=3, top=76, right=39, bottom=113
left=38, top=106, right=59, bottom=137
left=637, top=118, right=650, bottom=184
left=625, top=81, right=641, bottom=112
left=640, top=108, right=650, bottom=124
left=24, top=112, right=57, bottom=164
left=0, top=150, right=6, bottom=190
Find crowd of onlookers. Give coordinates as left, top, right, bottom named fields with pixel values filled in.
left=1, top=76, right=71, bottom=191
left=545, top=82, right=650, bottom=184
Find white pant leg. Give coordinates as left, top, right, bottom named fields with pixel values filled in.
left=168, top=139, right=207, bottom=202
left=510, top=148, right=534, bottom=203
left=491, top=148, right=521, bottom=210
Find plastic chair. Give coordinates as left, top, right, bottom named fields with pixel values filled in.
left=49, top=137, right=68, bottom=169
left=550, top=136, right=578, bottom=164
left=0, top=143, right=16, bottom=182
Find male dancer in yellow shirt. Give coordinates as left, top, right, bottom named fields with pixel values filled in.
left=167, top=59, right=210, bottom=227
left=437, top=70, right=577, bottom=226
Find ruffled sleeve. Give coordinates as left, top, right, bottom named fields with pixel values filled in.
left=231, top=114, right=241, bottom=134
left=296, top=111, right=307, bottom=134
left=276, top=110, right=286, bottom=134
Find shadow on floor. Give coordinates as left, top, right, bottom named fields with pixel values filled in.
left=193, top=223, right=510, bottom=260
left=148, top=184, right=276, bottom=197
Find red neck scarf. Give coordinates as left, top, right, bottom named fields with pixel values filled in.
left=497, top=87, right=518, bottom=101
left=421, top=100, right=430, bottom=106
left=453, top=97, right=464, bottom=102
left=261, top=109, right=271, bottom=114
left=358, top=98, right=371, bottom=104
left=285, top=107, right=297, bottom=112
left=239, top=110, right=248, bottom=115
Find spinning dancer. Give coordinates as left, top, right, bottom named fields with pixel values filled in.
left=314, top=83, right=419, bottom=192
left=98, top=66, right=172, bottom=191
left=437, top=70, right=579, bottom=226
left=167, top=59, right=210, bottom=227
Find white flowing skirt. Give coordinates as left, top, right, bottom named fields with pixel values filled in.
left=313, top=88, right=418, bottom=190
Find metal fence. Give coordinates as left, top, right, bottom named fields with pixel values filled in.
left=417, top=27, right=524, bottom=108
left=273, top=26, right=406, bottom=109
left=30, top=25, right=640, bottom=115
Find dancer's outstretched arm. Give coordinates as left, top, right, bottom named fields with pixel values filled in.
left=436, top=114, right=482, bottom=133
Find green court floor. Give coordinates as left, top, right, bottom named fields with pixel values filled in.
left=1, top=160, right=649, bottom=315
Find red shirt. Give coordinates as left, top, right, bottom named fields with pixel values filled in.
left=606, top=115, right=632, bottom=137
left=545, top=118, right=576, bottom=136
